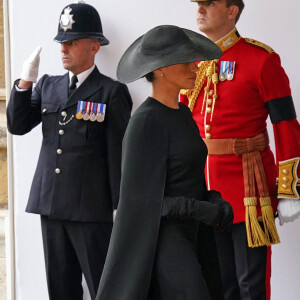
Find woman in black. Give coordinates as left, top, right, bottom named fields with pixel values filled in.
left=96, top=25, right=233, bottom=300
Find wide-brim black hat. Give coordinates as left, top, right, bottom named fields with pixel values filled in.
left=54, top=3, right=109, bottom=45
left=117, top=25, right=222, bottom=84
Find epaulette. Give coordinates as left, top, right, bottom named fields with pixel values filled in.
left=245, top=38, right=275, bottom=54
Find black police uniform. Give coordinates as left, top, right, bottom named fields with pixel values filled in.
left=6, top=3, right=133, bottom=300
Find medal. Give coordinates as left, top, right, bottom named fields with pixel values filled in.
left=90, top=114, right=97, bottom=122
left=90, top=103, right=97, bottom=122
left=227, top=74, right=234, bottom=80
left=76, top=112, right=83, bottom=119
left=219, top=61, right=236, bottom=81
left=96, top=103, right=106, bottom=123
left=76, top=101, right=84, bottom=119
left=219, top=73, right=226, bottom=81
left=97, top=114, right=104, bottom=122
left=219, top=61, right=227, bottom=81
left=226, top=61, right=235, bottom=80
left=83, top=101, right=90, bottom=121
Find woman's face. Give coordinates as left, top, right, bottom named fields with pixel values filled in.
left=160, top=62, right=199, bottom=90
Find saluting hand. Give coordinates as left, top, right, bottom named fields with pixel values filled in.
left=20, top=46, right=42, bottom=84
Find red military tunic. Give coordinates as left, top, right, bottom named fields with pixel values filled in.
left=180, top=28, right=300, bottom=224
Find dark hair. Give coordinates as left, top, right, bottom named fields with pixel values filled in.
left=225, top=0, right=244, bottom=23
left=144, top=72, right=156, bottom=82
left=89, top=38, right=100, bottom=43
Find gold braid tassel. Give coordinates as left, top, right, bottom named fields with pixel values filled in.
left=211, top=70, right=219, bottom=121
left=244, top=197, right=267, bottom=247
left=181, top=60, right=220, bottom=116
left=201, top=64, right=214, bottom=113
left=201, top=60, right=219, bottom=120
left=260, top=197, right=280, bottom=245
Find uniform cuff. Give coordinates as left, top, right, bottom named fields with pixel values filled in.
left=277, top=157, right=300, bottom=199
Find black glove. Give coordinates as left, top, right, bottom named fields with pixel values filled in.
left=207, top=190, right=234, bottom=232
left=161, top=196, right=222, bottom=227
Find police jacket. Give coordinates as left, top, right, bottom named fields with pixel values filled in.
left=7, top=67, right=132, bottom=222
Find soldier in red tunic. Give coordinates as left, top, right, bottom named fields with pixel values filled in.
left=180, top=1, right=300, bottom=299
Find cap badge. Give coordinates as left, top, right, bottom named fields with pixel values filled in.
left=60, top=7, right=75, bottom=32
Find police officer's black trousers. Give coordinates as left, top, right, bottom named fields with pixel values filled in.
left=214, top=222, right=267, bottom=300
left=41, top=216, right=112, bottom=300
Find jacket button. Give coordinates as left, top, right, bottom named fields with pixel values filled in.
left=206, top=125, right=212, bottom=131
left=206, top=133, right=212, bottom=139
left=283, top=177, right=289, bottom=183
left=283, top=169, right=289, bottom=175
left=42, top=108, right=47, bottom=113
left=59, top=130, right=64, bottom=135
left=57, top=149, right=62, bottom=155
left=206, top=107, right=212, bottom=113
left=281, top=184, right=288, bottom=190
left=55, top=168, right=61, bottom=174
left=61, top=111, right=67, bottom=117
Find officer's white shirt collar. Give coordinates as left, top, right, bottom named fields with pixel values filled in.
left=69, top=64, right=95, bottom=89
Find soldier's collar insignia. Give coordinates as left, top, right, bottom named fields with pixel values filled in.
left=60, top=7, right=76, bottom=32
left=216, top=27, right=241, bottom=52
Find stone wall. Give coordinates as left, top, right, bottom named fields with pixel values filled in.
left=0, top=146, right=7, bottom=208
left=0, top=1, right=5, bottom=89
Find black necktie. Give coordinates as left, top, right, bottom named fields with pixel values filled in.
left=69, top=75, right=78, bottom=96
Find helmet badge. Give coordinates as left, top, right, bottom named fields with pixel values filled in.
left=60, top=7, right=75, bottom=32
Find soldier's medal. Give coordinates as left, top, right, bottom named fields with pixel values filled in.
left=219, top=73, right=226, bottom=81
left=219, top=61, right=236, bottom=81
left=90, top=102, right=97, bottom=122
left=226, top=61, right=236, bottom=81
left=76, top=101, right=84, bottom=119
left=227, top=74, right=233, bottom=80
left=96, top=103, right=106, bottom=123
left=83, top=101, right=91, bottom=121
left=60, top=7, right=76, bottom=32
left=219, top=61, right=227, bottom=81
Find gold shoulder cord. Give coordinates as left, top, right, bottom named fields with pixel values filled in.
left=244, top=38, right=275, bottom=54
left=181, top=60, right=219, bottom=120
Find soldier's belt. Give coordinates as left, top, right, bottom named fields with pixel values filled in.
left=204, top=131, right=269, bottom=155
left=204, top=131, right=280, bottom=248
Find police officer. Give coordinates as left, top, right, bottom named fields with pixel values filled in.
left=6, top=2, right=132, bottom=300
left=181, top=1, right=300, bottom=300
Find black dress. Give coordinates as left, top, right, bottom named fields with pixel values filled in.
left=96, top=97, right=213, bottom=300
